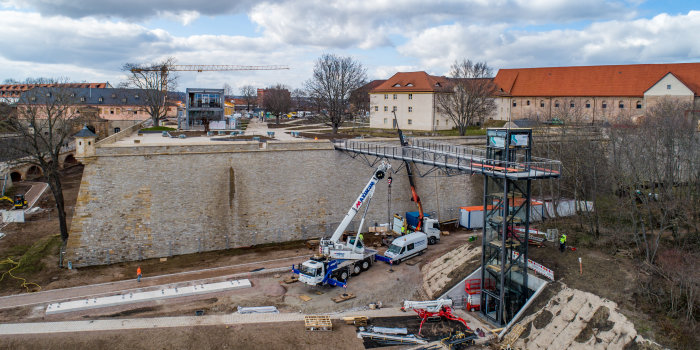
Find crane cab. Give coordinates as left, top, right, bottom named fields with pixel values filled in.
left=14, top=194, right=27, bottom=210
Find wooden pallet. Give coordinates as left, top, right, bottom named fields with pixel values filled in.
left=283, top=275, right=299, bottom=284
left=342, top=316, right=368, bottom=326
left=305, top=315, right=333, bottom=331
left=332, top=292, right=356, bottom=303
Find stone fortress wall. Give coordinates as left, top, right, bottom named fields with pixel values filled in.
left=65, top=139, right=482, bottom=267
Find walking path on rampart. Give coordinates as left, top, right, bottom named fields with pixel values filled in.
left=22, top=181, right=48, bottom=210
left=0, top=255, right=308, bottom=310
left=0, top=307, right=407, bottom=335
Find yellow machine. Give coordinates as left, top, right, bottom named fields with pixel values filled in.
left=0, top=194, right=27, bottom=210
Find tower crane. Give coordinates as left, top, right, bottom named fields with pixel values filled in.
left=129, top=64, right=290, bottom=91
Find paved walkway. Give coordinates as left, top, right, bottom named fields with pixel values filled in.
left=244, top=118, right=297, bottom=141
left=0, top=255, right=308, bottom=310
left=23, top=181, right=48, bottom=210
left=0, top=308, right=407, bottom=335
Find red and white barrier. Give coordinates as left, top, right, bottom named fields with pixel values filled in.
left=512, top=251, right=554, bottom=281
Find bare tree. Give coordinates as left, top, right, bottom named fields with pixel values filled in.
left=0, top=81, right=85, bottom=246
left=436, top=59, right=497, bottom=135
left=263, top=84, right=291, bottom=125
left=121, top=57, right=178, bottom=126
left=291, top=88, right=307, bottom=114
left=349, top=82, right=373, bottom=117
left=305, top=54, right=367, bottom=133
left=223, top=83, right=234, bottom=97
left=240, top=85, right=256, bottom=112
left=609, top=97, right=698, bottom=264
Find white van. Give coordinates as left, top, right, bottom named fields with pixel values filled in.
left=384, top=232, right=428, bottom=263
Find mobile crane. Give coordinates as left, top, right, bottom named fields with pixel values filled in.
left=292, top=162, right=392, bottom=288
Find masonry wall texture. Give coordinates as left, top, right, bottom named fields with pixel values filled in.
left=66, top=140, right=482, bottom=267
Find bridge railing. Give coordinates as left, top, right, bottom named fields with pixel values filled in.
left=333, top=139, right=561, bottom=179
left=96, top=119, right=152, bottom=146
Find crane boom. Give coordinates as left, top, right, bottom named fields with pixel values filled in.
left=392, top=111, right=424, bottom=231
left=328, top=162, right=390, bottom=244
left=131, top=65, right=290, bottom=72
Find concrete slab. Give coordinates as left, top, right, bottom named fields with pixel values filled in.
left=46, top=279, right=251, bottom=315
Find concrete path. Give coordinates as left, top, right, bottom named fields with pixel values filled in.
left=0, top=255, right=308, bottom=310
left=22, top=181, right=48, bottom=210
left=0, top=308, right=408, bottom=335
left=244, top=118, right=297, bottom=141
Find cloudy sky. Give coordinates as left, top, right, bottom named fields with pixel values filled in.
left=1, top=1, right=699, bottom=92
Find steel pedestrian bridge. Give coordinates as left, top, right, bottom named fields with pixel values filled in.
left=333, top=137, right=561, bottom=180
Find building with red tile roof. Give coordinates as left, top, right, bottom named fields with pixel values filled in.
left=369, top=72, right=457, bottom=130
left=492, top=63, right=700, bottom=122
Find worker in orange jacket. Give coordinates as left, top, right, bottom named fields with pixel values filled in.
left=137, top=266, right=142, bottom=282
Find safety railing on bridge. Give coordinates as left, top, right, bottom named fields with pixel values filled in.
left=333, top=138, right=561, bottom=180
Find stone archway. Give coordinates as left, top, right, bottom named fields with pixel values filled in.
left=10, top=172, right=21, bottom=182
left=26, top=165, right=42, bottom=180
left=63, top=153, right=77, bottom=166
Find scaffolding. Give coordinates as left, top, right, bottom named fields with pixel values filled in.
left=333, top=129, right=560, bottom=326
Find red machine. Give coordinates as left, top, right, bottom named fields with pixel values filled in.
left=402, top=298, right=470, bottom=336
left=464, top=278, right=495, bottom=312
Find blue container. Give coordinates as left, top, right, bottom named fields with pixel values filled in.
left=405, top=211, right=429, bottom=228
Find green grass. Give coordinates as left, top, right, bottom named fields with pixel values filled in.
left=483, top=119, right=507, bottom=128
left=140, top=126, right=176, bottom=132
left=12, top=234, right=61, bottom=274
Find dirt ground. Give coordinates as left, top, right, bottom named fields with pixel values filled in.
left=0, top=320, right=365, bottom=350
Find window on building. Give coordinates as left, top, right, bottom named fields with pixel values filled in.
left=540, top=100, right=545, bottom=108
left=384, top=94, right=388, bottom=99
left=110, top=109, right=114, bottom=114
left=375, top=106, right=379, bottom=112
left=114, top=127, right=121, bottom=133
left=393, top=83, right=401, bottom=87
left=512, top=100, right=517, bottom=107
left=98, top=97, right=103, bottom=102
left=585, top=101, right=591, bottom=108
left=392, top=106, right=397, bottom=112
left=602, top=101, right=607, bottom=109
left=570, top=101, right=575, bottom=108
left=384, top=106, right=388, bottom=111
left=436, top=120, right=439, bottom=126
left=406, top=83, right=413, bottom=87
left=408, top=106, right=413, bottom=112
left=667, top=84, right=672, bottom=90
left=133, top=111, right=137, bottom=115
left=408, top=94, right=413, bottom=100
left=80, top=97, right=86, bottom=102
left=619, top=101, right=624, bottom=109
left=554, top=100, right=560, bottom=108
left=393, top=94, right=397, bottom=100
left=122, top=98, right=127, bottom=103
left=636, top=101, right=642, bottom=109
left=407, top=119, right=412, bottom=125
left=526, top=100, right=530, bottom=106
left=383, top=118, right=387, bottom=124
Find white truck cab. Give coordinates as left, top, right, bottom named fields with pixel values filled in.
left=297, top=260, right=326, bottom=285
left=422, top=217, right=441, bottom=244
left=385, top=232, right=429, bottom=263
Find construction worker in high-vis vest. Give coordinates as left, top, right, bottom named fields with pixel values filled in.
left=559, top=234, right=567, bottom=252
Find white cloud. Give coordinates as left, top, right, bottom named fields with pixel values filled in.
left=0, top=0, right=264, bottom=20
left=0, top=10, right=315, bottom=90
left=249, top=0, right=633, bottom=49
left=399, top=11, right=700, bottom=73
